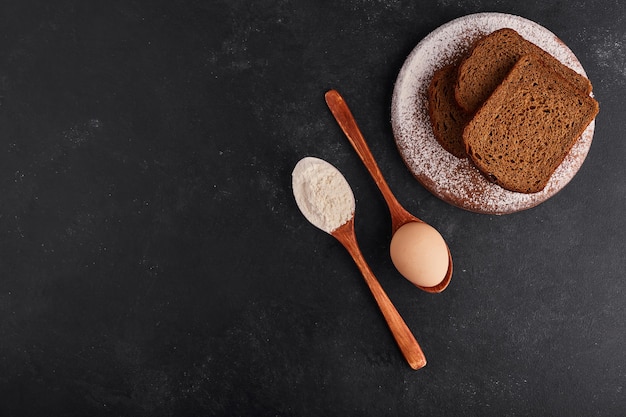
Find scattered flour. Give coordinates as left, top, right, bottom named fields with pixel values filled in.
left=390, top=12, right=596, bottom=214
left=292, top=157, right=355, bottom=233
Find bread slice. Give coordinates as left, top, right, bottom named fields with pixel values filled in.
left=462, top=54, right=599, bottom=194
left=455, top=28, right=593, bottom=114
left=427, top=64, right=471, bottom=158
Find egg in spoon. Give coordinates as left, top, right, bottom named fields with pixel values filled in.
left=325, top=89, right=452, bottom=292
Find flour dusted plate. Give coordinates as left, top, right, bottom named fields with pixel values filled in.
left=391, top=12, right=596, bottom=214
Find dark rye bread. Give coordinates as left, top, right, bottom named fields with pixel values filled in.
left=455, top=28, right=593, bottom=114
left=462, top=54, right=599, bottom=194
left=427, top=64, right=471, bottom=158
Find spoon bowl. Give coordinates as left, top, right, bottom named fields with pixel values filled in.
left=324, top=89, right=452, bottom=293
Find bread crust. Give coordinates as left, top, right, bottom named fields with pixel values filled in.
left=427, top=64, right=471, bottom=158
left=455, top=28, right=593, bottom=114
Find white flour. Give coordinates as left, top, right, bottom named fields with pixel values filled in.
left=292, top=157, right=355, bottom=233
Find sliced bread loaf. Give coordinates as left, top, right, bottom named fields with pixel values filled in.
left=455, top=28, right=593, bottom=114
left=427, top=64, right=471, bottom=158
left=462, top=54, right=599, bottom=194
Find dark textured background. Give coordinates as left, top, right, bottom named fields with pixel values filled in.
left=0, top=1, right=624, bottom=416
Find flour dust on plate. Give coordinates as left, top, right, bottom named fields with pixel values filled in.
left=391, top=12, right=596, bottom=215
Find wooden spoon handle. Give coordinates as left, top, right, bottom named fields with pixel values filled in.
left=325, top=89, right=419, bottom=230
left=333, top=222, right=427, bottom=370
left=324, top=89, right=394, bottom=196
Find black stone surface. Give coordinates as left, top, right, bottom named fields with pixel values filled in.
left=0, top=1, right=624, bottom=416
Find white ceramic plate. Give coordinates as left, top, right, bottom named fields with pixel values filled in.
left=391, top=12, right=595, bottom=214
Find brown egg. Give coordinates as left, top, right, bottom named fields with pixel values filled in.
left=389, top=222, right=449, bottom=288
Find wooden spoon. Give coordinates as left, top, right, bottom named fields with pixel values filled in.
left=292, top=157, right=427, bottom=370
left=324, top=89, right=453, bottom=293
